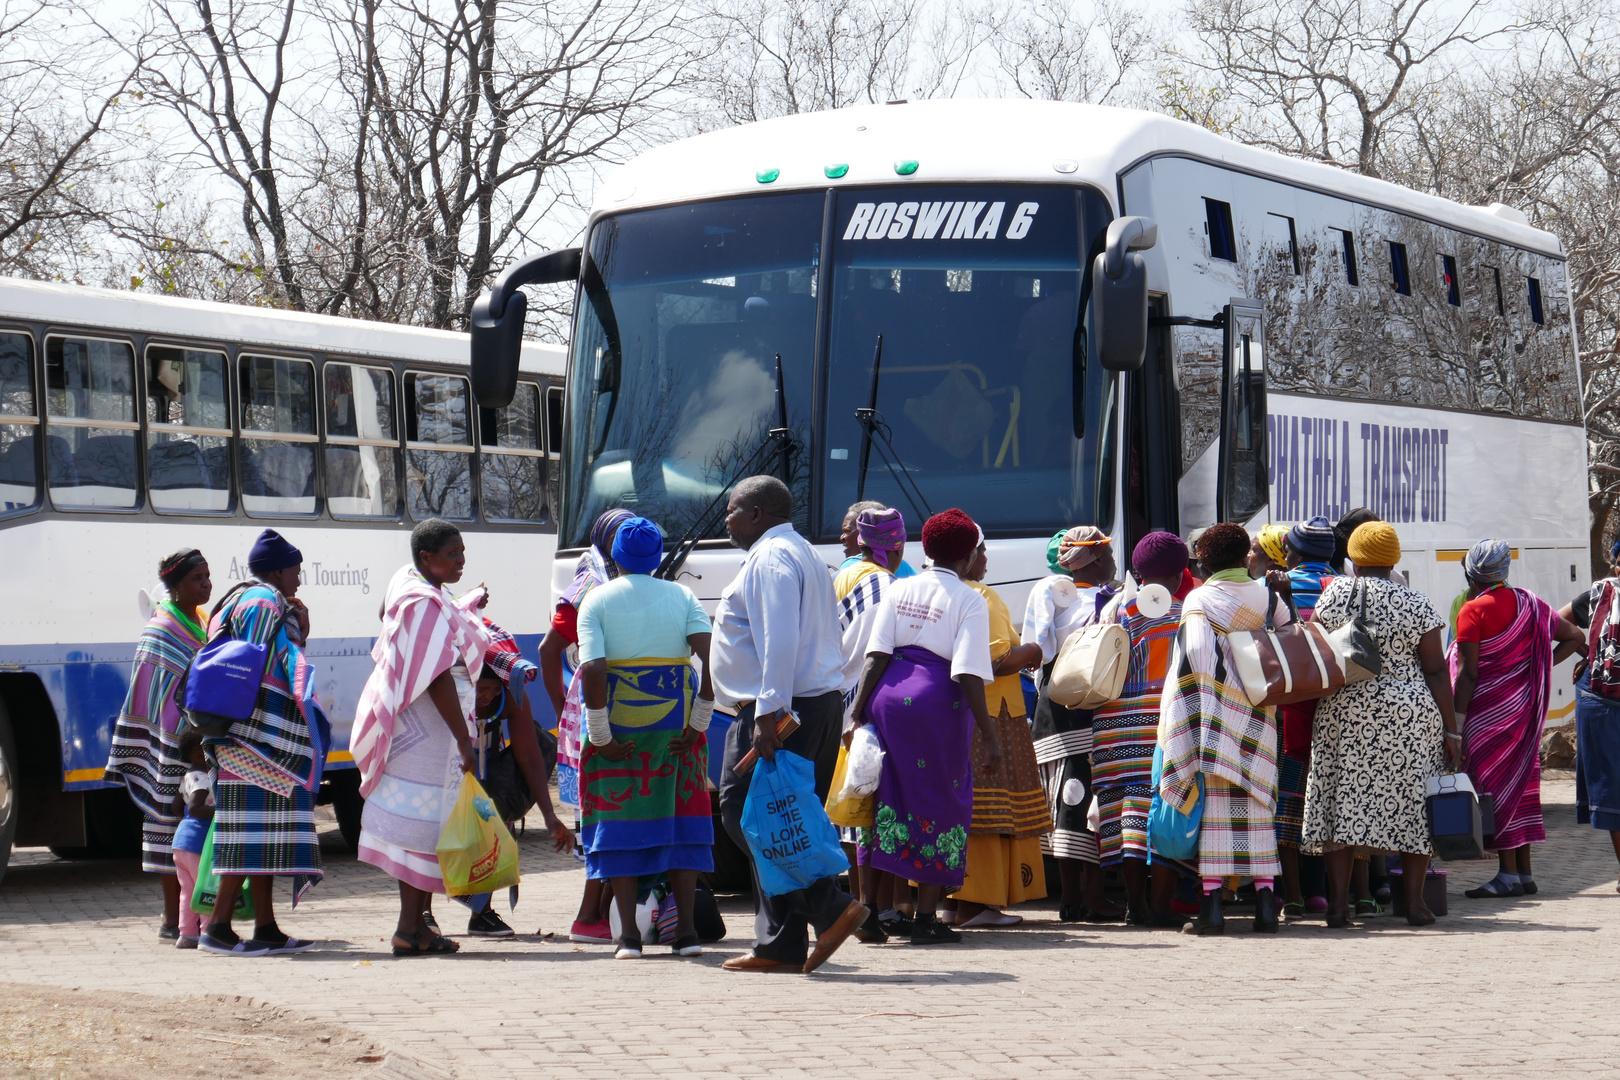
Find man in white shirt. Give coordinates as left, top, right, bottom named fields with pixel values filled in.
left=712, top=475, right=867, bottom=974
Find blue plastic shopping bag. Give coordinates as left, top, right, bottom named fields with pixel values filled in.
left=1146, top=744, right=1203, bottom=862
left=741, top=750, right=849, bottom=896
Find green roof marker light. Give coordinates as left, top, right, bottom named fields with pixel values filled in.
left=894, top=160, right=919, bottom=176
left=756, top=168, right=780, bottom=184
left=825, top=163, right=849, bottom=179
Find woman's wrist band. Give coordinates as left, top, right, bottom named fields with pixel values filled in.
left=689, top=697, right=715, bottom=732
left=1445, top=731, right=1463, bottom=741
left=586, top=705, right=613, bottom=746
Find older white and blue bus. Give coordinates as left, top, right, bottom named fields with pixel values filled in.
left=470, top=98, right=1589, bottom=731
left=0, top=278, right=565, bottom=880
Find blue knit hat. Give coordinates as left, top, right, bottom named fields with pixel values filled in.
left=1287, top=516, right=1337, bottom=560
left=248, top=529, right=302, bottom=575
left=611, top=517, right=664, bottom=575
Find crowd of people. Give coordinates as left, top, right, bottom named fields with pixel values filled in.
left=102, top=482, right=1620, bottom=964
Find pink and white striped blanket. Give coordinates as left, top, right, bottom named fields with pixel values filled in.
left=350, top=568, right=491, bottom=798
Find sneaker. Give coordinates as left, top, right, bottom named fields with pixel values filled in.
left=910, top=915, right=962, bottom=944
left=670, top=933, right=703, bottom=957
left=468, top=909, right=515, bottom=938
left=175, top=935, right=199, bottom=950
left=879, top=912, right=915, bottom=937
left=158, top=924, right=180, bottom=942
left=199, top=932, right=271, bottom=957
left=570, top=918, right=613, bottom=944
left=854, top=904, right=889, bottom=944
left=615, top=937, right=643, bottom=960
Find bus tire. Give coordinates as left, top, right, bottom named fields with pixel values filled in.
left=329, top=770, right=364, bottom=853
left=0, top=700, right=17, bottom=887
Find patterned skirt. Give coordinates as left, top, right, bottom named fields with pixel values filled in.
left=1274, top=754, right=1308, bottom=849
left=1096, top=784, right=1153, bottom=865
left=1197, top=777, right=1280, bottom=879
left=358, top=690, right=462, bottom=893
left=868, top=647, right=975, bottom=888
left=969, top=703, right=1052, bottom=839
left=211, top=779, right=321, bottom=903
left=1032, top=670, right=1096, bottom=864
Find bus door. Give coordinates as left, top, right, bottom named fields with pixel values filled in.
left=1123, top=297, right=1182, bottom=561
left=1218, top=300, right=1269, bottom=525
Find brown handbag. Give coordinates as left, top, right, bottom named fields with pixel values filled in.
left=1227, top=588, right=1349, bottom=707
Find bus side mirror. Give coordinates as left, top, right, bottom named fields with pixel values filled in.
left=1088, top=216, right=1157, bottom=372
left=470, top=246, right=583, bottom=408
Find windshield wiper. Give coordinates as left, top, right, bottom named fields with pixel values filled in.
left=654, top=352, right=798, bottom=581
left=853, top=334, right=933, bottom=523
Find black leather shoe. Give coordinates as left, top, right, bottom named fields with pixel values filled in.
left=1057, top=905, right=1084, bottom=923
left=1253, top=887, right=1279, bottom=934
left=1195, top=891, right=1225, bottom=935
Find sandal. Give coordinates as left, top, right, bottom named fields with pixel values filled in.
left=1354, top=899, right=1383, bottom=917
left=1282, top=900, right=1306, bottom=918
left=392, top=931, right=460, bottom=956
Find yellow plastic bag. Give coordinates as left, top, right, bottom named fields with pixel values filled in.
left=824, top=744, right=875, bottom=829
left=436, top=773, right=521, bottom=896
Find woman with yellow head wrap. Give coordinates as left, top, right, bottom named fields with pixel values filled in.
left=1300, top=519, right=1468, bottom=927
left=1249, top=524, right=1290, bottom=578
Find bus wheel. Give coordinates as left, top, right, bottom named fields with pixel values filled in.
left=0, top=701, right=16, bottom=887
left=328, top=771, right=364, bottom=854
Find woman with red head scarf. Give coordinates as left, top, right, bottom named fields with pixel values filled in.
left=849, top=509, right=1003, bottom=945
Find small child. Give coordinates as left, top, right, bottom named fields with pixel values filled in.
left=170, top=728, right=215, bottom=949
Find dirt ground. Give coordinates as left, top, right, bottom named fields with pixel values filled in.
left=0, top=983, right=394, bottom=1079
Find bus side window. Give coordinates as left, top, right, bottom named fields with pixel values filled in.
left=240, top=354, right=318, bottom=516
left=325, top=361, right=400, bottom=519
left=479, top=381, right=546, bottom=523
left=45, top=334, right=139, bottom=510
left=1204, top=198, right=1237, bottom=262
left=1441, top=255, right=1460, bottom=306
left=405, top=371, right=474, bottom=521
left=1218, top=303, right=1268, bottom=523
left=146, top=344, right=231, bottom=514
left=545, top=384, right=564, bottom=459
left=1336, top=229, right=1359, bottom=286
left=0, top=331, right=39, bottom=516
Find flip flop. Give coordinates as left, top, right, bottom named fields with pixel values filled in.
left=1282, top=900, right=1306, bottom=918
left=392, top=931, right=459, bottom=956
left=1354, top=899, right=1384, bottom=917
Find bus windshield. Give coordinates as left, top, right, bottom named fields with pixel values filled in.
left=561, top=184, right=1115, bottom=548
left=820, top=185, right=1113, bottom=538
left=563, top=193, right=822, bottom=548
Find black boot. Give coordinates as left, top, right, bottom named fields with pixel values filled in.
left=1195, top=890, right=1225, bottom=935
left=1253, top=887, right=1279, bottom=934
left=854, top=903, right=889, bottom=944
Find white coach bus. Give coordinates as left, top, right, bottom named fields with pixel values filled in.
left=469, top=98, right=1589, bottom=725
left=0, top=278, right=564, bottom=880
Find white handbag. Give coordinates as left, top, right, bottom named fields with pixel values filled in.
left=1047, top=594, right=1130, bottom=709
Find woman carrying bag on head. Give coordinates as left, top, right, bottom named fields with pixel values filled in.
left=1301, top=521, right=1465, bottom=927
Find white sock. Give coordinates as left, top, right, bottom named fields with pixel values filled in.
left=1490, top=871, right=1520, bottom=888
left=880, top=907, right=901, bottom=921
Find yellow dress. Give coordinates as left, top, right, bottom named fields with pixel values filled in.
left=955, top=581, right=1051, bottom=907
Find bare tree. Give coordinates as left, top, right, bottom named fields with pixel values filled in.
left=0, top=0, right=151, bottom=278
left=986, top=0, right=1153, bottom=105
left=1166, top=0, right=1518, bottom=177
left=695, top=0, right=987, bottom=126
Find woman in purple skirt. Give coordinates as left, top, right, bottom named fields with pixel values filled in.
left=848, top=508, right=1002, bottom=945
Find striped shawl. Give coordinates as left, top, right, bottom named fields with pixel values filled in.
left=1158, top=578, right=1286, bottom=813
left=351, top=568, right=490, bottom=798
left=106, top=605, right=204, bottom=820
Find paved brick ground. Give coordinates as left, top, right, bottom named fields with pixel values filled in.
left=3, top=773, right=1617, bottom=1079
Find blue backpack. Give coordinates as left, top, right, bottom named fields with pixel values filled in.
left=177, top=583, right=285, bottom=737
